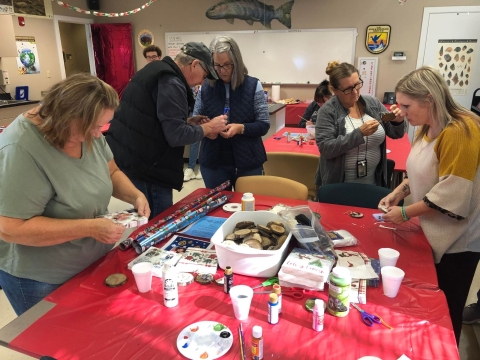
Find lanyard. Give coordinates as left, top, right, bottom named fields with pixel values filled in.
left=346, top=108, right=368, bottom=164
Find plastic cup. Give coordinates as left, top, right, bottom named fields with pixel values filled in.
left=131, top=262, right=154, bottom=293
left=378, top=248, right=400, bottom=268
left=229, top=285, right=253, bottom=320
left=306, top=125, right=316, bottom=140
left=381, top=266, right=405, bottom=298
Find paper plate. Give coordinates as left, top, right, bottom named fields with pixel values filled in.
left=177, top=321, right=233, bottom=359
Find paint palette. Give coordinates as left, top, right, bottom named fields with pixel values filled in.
left=176, top=321, right=233, bottom=359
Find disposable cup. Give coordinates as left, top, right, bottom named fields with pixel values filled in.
left=378, top=248, right=400, bottom=268
left=306, top=125, right=316, bottom=140
left=229, top=285, right=253, bottom=320
left=132, top=262, right=154, bottom=293
left=381, top=266, right=405, bottom=298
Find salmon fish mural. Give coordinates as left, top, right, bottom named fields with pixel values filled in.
left=206, top=0, right=295, bottom=29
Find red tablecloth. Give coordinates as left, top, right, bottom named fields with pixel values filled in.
left=263, top=127, right=410, bottom=172
left=7, top=190, right=457, bottom=360
left=285, top=102, right=309, bottom=127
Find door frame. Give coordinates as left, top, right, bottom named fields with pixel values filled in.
left=53, top=15, right=96, bottom=79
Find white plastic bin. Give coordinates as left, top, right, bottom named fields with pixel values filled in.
left=211, top=211, right=292, bottom=277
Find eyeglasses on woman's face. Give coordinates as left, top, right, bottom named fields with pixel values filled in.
left=337, top=79, right=363, bottom=95
left=213, top=62, right=234, bottom=72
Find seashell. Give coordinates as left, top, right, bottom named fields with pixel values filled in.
left=454, top=47, right=461, bottom=52
left=445, top=47, right=453, bottom=52
left=444, top=54, right=452, bottom=62
left=466, top=80, right=469, bottom=85
left=448, top=71, right=452, bottom=78
left=439, top=62, right=444, bottom=68
left=468, top=67, right=471, bottom=72
left=460, top=71, right=463, bottom=77
left=454, top=54, right=459, bottom=62
left=439, top=46, right=443, bottom=56
left=450, top=63, right=455, bottom=70
left=468, top=57, right=471, bottom=64
left=445, top=65, right=448, bottom=71
left=452, top=73, right=459, bottom=85
left=459, top=80, right=464, bottom=87
left=467, top=48, right=474, bottom=54
left=446, top=80, right=451, bottom=86
left=462, top=45, right=467, bottom=51
left=466, top=74, right=469, bottom=78
left=460, top=55, right=465, bottom=62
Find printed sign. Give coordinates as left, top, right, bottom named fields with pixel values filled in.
left=365, top=25, right=391, bottom=54
left=15, top=36, right=40, bottom=74
left=357, top=57, right=378, bottom=97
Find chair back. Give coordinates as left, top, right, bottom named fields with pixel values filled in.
left=235, top=175, right=309, bottom=200
left=263, top=152, right=319, bottom=200
left=317, top=182, right=403, bottom=209
left=386, top=159, right=395, bottom=189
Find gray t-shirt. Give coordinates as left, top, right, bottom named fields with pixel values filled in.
left=0, top=114, right=114, bottom=284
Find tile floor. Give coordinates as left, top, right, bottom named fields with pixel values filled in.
left=0, top=166, right=479, bottom=359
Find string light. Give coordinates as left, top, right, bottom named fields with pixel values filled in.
left=56, top=0, right=157, bottom=17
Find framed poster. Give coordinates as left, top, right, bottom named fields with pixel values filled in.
left=357, top=57, right=378, bottom=97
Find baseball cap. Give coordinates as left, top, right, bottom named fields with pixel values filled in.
left=181, top=42, right=218, bottom=80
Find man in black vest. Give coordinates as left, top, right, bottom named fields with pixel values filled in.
left=106, top=42, right=227, bottom=219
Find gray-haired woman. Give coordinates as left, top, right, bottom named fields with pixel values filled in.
left=193, top=35, right=270, bottom=190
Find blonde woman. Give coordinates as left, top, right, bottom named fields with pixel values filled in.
left=0, top=74, right=149, bottom=316
left=380, top=66, right=480, bottom=345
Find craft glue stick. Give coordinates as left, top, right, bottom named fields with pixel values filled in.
left=273, top=284, right=282, bottom=314
left=251, top=325, right=263, bottom=360
left=268, top=293, right=279, bottom=325
left=312, top=299, right=324, bottom=332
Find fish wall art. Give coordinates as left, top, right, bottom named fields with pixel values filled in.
left=206, top=0, right=295, bottom=29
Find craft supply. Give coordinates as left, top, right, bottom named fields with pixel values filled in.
left=104, top=273, right=127, bottom=288
left=127, top=247, right=182, bottom=278
left=177, top=272, right=194, bottom=286
left=239, top=323, right=246, bottom=360
left=195, top=273, right=214, bottom=285
left=312, top=299, right=324, bottom=332
left=163, top=261, right=178, bottom=308
left=252, top=277, right=279, bottom=290
left=286, top=131, right=291, bottom=143
left=351, top=303, right=381, bottom=327
left=224, top=266, right=233, bottom=294
left=378, top=205, right=389, bottom=213
left=241, top=193, right=255, bottom=211
left=251, top=325, right=263, bottom=360
left=268, top=293, right=279, bottom=324
left=326, top=230, right=358, bottom=248
left=97, top=209, right=148, bottom=228
left=223, top=203, right=242, bottom=213
left=121, top=180, right=230, bottom=250
left=374, top=313, right=394, bottom=330
left=327, top=267, right=351, bottom=317
left=305, top=297, right=322, bottom=312
left=238, top=326, right=245, bottom=360
left=215, top=277, right=224, bottom=286
left=350, top=279, right=367, bottom=304
left=273, top=284, right=282, bottom=314
left=175, top=248, right=218, bottom=275
left=349, top=211, right=364, bottom=218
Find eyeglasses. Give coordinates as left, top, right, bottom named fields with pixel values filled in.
left=337, top=80, right=363, bottom=95
left=146, top=55, right=159, bottom=60
left=213, top=63, right=234, bottom=71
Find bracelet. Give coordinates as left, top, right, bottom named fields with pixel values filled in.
left=401, top=206, right=410, bottom=221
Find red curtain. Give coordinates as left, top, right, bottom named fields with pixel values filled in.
left=91, top=23, right=134, bottom=98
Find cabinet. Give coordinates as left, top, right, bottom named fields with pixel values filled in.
left=0, top=16, right=17, bottom=58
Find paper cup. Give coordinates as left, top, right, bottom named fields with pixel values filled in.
left=378, top=248, right=400, bottom=268
left=381, top=266, right=405, bottom=298
left=306, top=125, right=316, bottom=140
left=132, top=262, right=154, bottom=293
left=229, top=285, right=253, bottom=320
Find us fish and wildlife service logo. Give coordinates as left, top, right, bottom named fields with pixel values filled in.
left=366, top=25, right=391, bottom=54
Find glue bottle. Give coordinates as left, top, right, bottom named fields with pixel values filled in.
left=327, top=267, right=351, bottom=317
left=241, top=192, right=255, bottom=211
left=268, top=293, right=279, bottom=325
left=163, top=261, right=178, bottom=308
left=312, top=299, right=324, bottom=332
left=287, top=131, right=291, bottom=143
left=223, top=266, right=233, bottom=294
left=273, top=284, right=282, bottom=314
left=251, top=325, right=264, bottom=360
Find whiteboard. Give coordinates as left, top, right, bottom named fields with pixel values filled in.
left=166, top=29, right=357, bottom=84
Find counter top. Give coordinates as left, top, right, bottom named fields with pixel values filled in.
left=0, top=100, right=40, bottom=109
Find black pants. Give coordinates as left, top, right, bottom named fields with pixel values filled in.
left=435, top=251, right=480, bottom=345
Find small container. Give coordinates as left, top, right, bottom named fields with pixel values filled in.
left=263, top=90, right=268, bottom=103
left=327, top=267, right=351, bottom=317
left=241, top=192, right=255, bottom=211
left=163, top=261, right=178, bottom=308
left=312, top=299, right=324, bottom=331
left=251, top=325, right=263, bottom=360
left=223, top=266, right=233, bottom=294
left=273, top=284, right=282, bottom=314
left=268, top=293, right=279, bottom=324
left=287, top=132, right=291, bottom=143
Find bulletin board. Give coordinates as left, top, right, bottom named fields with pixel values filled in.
left=165, top=28, right=357, bottom=84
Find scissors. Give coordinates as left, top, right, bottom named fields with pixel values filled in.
left=351, top=303, right=382, bottom=326
left=251, top=277, right=279, bottom=290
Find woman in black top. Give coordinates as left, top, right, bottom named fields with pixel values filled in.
left=299, top=80, right=332, bottom=127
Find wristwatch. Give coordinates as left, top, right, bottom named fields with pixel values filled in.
left=241, top=124, right=245, bottom=135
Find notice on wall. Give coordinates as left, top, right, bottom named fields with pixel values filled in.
left=357, top=57, right=378, bottom=97
left=436, top=39, right=476, bottom=96
left=0, top=1, right=14, bottom=14
left=166, top=35, right=186, bottom=58
left=15, top=36, right=40, bottom=74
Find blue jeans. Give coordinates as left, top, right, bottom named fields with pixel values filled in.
left=201, top=165, right=263, bottom=190
left=129, top=178, right=173, bottom=220
left=0, top=269, right=62, bottom=316
left=188, top=142, right=200, bottom=170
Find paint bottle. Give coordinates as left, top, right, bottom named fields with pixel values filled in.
left=263, top=89, right=268, bottom=103
left=273, top=284, right=282, bottom=314
left=163, top=261, right=178, bottom=308
left=312, top=299, right=324, bottom=332
left=268, top=293, right=279, bottom=325
left=327, top=267, right=351, bottom=317
left=287, top=131, right=291, bottom=143
left=241, top=192, right=255, bottom=211
left=251, top=325, right=264, bottom=360
left=223, top=266, right=233, bottom=294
